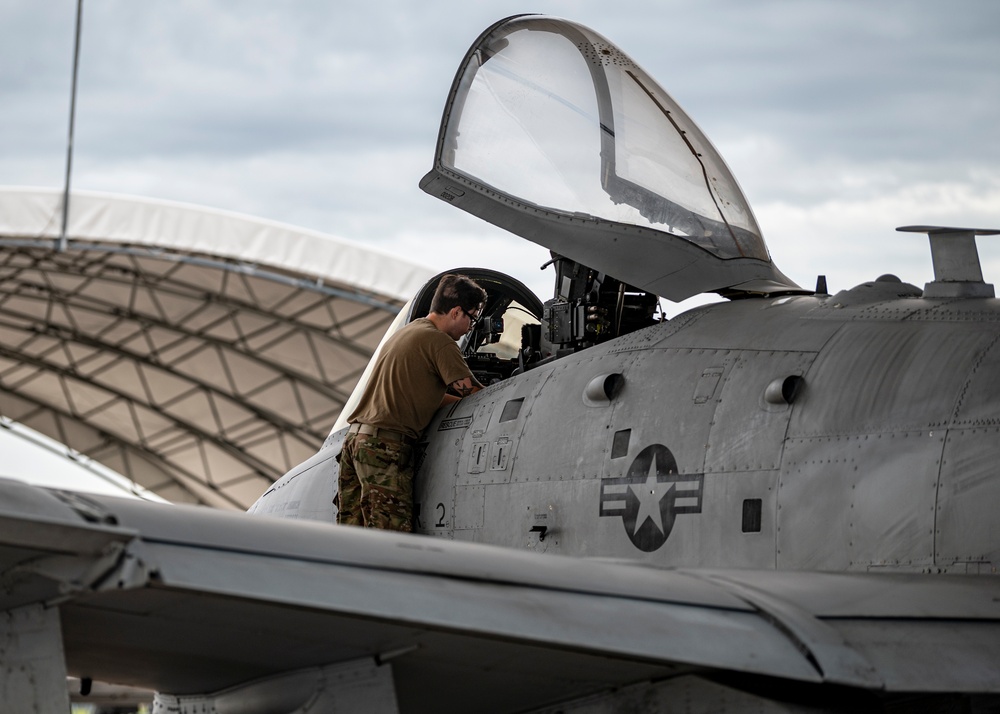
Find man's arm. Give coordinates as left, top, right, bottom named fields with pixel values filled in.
left=441, top=375, right=484, bottom=405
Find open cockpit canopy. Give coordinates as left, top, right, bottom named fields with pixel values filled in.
left=421, top=15, right=801, bottom=301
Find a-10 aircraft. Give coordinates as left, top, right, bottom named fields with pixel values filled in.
left=2, top=14, right=998, bottom=714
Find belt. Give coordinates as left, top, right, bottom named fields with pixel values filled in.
left=348, top=423, right=415, bottom=444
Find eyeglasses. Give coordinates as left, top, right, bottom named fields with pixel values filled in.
left=462, top=308, right=482, bottom=329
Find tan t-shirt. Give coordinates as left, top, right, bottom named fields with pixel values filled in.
left=348, top=318, right=472, bottom=439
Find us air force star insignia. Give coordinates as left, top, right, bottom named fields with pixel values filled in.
left=599, top=444, right=704, bottom=552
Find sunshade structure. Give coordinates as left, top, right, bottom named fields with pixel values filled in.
left=0, top=187, right=433, bottom=509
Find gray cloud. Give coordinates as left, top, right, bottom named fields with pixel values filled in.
left=2, top=0, right=999, bottom=303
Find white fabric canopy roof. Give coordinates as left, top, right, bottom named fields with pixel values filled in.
left=1, top=187, right=431, bottom=302
left=0, top=187, right=434, bottom=508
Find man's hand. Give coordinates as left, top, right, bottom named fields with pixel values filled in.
left=441, top=375, right=484, bottom=405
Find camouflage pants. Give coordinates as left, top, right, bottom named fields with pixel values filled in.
left=336, top=432, right=414, bottom=532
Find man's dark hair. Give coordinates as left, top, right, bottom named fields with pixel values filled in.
left=430, top=274, right=486, bottom=315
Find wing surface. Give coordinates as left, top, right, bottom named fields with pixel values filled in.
left=1, top=478, right=998, bottom=713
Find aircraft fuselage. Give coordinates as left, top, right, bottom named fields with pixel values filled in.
left=412, top=279, right=999, bottom=573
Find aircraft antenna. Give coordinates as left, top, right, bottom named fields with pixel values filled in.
left=59, top=0, right=84, bottom=252
left=897, top=225, right=998, bottom=298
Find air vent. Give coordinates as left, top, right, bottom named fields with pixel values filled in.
left=742, top=499, right=762, bottom=533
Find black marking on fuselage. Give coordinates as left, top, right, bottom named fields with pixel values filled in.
left=599, top=443, right=704, bottom=552
left=439, top=416, right=473, bottom=430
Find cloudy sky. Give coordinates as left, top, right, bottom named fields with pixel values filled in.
left=1, top=0, right=998, bottom=492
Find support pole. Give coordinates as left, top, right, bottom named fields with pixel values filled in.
left=59, top=0, right=84, bottom=252
left=0, top=605, right=71, bottom=713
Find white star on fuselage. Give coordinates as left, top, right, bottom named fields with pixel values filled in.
left=630, top=457, right=668, bottom=535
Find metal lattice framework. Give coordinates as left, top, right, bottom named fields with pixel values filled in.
left=0, top=188, right=433, bottom=508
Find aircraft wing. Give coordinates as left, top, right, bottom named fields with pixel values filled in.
left=1, top=478, right=998, bottom=713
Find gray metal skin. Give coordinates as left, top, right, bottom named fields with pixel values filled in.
left=258, top=271, right=1000, bottom=576
left=3, top=476, right=1000, bottom=714
left=223, top=259, right=1000, bottom=713
left=410, top=275, right=1000, bottom=573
